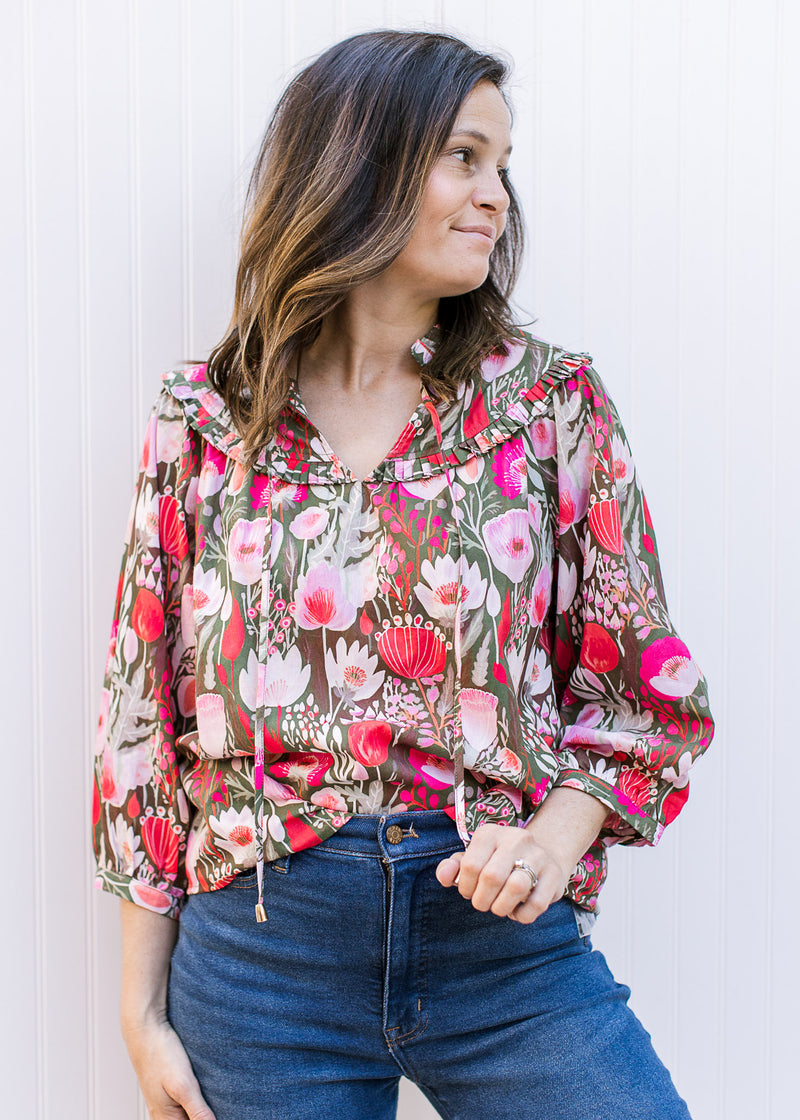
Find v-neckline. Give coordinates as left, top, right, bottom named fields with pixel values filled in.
left=287, top=382, right=434, bottom=483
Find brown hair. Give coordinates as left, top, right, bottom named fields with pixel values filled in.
left=207, top=29, right=525, bottom=463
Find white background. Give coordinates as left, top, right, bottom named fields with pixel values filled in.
left=2, top=1, right=798, bottom=1118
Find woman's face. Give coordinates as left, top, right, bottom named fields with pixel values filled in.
left=389, top=80, right=513, bottom=301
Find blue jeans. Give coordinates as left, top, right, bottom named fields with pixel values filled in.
left=168, top=810, right=691, bottom=1120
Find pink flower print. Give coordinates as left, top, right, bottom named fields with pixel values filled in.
left=209, top=805, right=257, bottom=865
left=197, top=446, right=226, bottom=501
left=229, top=459, right=247, bottom=495
left=324, top=638, right=385, bottom=701
left=460, top=688, right=499, bottom=767
left=139, top=413, right=159, bottom=478
left=527, top=496, right=542, bottom=535
left=100, top=739, right=153, bottom=807
left=531, top=417, right=557, bottom=459
left=192, top=565, right=225, bottom=619
left=272, top=751, right=334, bottom=787
left=249, top=475, right=271, bottom=510
left=399, top=474, right=449, bottom=500
left=482, top=508, right=534, bottom=583
left=228, top=518, right=268, bottom=586
left=310, top=788, right=348, bottom=812
left=528, top=566, right=551, bottom=626
left=293, top=562, right=357, bottom=631
left=456, top=455, right=484, bottom=484
left=615, top=769, right=653, bottom=816
left=662, top=750, right=693, bottom=789
left=610, top=434, right=633, bottom=495
left=290, top=507, right=329, bottom=540
left=180, top=584, right=195, bottom=646
left=557, top=558, right=578, bottom=614
left=128, top=881, right=172, bottom=913
left=273, top=479, right=308, bottom=506
left=640, top=637, right=700, bottom=699
left=110, top=817, right=144, bottom=877
left=196, top=691, right=228, bottom=757
left=480, top=338, right=527, bottom=381
left=407, top=748, right=454, bottom=789
left=262, top=774, right=304, bottom=806
left=525, top=648, right=553, bottom=696
left=158, top=419, right=185, bottom=464
left=413, top=555, right=487, bottom=623
left=491, top=438, right=526, bottom=499
left=496, top=748, right=522, bottom=777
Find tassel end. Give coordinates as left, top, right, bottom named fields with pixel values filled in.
left=255, top=902, right=268, bottom=923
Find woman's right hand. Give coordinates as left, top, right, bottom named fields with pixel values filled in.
left=122, top=1015, right=217, bottom=1120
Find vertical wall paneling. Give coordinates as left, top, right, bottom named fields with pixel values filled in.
left=1, top=0, right=41, bottom=1115
left=768, top=8, right=800, bottom=1114
left=5, top=5, right=798, bottom=1118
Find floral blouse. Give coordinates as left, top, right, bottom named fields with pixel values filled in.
left=92, top=328, right=714, bottom=919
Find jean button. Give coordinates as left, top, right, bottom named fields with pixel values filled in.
left=386, top=825, right=403, bottom=844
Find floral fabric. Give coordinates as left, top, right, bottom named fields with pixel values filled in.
left=93, top=329, right=714, bottom=918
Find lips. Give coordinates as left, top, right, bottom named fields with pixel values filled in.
left=453, top=225, right=495, bottom=244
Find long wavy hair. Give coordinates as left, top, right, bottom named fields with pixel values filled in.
left=207, top=29, right=526, bottom=463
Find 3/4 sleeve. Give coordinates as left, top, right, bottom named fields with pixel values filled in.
left=550, top=364, right=714, bottom=846
left=93, top=388, right=199, bottom=916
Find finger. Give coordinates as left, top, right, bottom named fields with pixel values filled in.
left=435, top=851, right=464, bottom=887
left=487, top=864, right=542, bottom=918
left=508, top=871, right=563, bottom=925
left=470, top=846, right=533, bottom=909
left=165, top=1076, right=217, bottom=1120
left=456, top=825, right=504, bottom=898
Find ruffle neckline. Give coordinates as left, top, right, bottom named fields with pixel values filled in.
left=162, top=330, right=594, bottom=484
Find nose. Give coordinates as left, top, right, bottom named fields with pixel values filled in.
left=473, top=167, right=510, bottom=216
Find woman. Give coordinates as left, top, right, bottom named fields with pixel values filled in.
left=93, top=30, right=713, bottom=1120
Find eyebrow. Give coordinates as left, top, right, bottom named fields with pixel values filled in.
left=450, top=128, right=513, bottom=157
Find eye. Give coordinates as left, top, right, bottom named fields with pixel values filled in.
left=451, top=146, right=474, bottom=165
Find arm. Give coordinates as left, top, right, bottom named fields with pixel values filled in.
left=120, top=902, right=216, bottom=1120
left=93, top=390, right=198, bottom=916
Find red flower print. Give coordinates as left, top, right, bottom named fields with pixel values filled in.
left=159, top=494, right=189, bottom=560
left=580, top=622, right=620, bottom=673
left=141, top=815, right=180, bottom=878
left=348, top=720, right=392, bottom=766
left=377, top=626, right=447, bottom=678
left=131, top=588, right=164, bottom=642
left=588, top=499, right=623, bottom=554
left=615, top=769, right=653, bottom=816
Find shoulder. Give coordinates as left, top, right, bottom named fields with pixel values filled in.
left=158, top=362, right=245, bottom=462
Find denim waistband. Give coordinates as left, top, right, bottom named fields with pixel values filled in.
left=315, top=809, right=462, bottom=861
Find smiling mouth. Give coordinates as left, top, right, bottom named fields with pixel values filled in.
left=453, top=228, right=495, bottom=245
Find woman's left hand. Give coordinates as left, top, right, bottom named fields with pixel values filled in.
left=435, top=823, right=569, bottom=924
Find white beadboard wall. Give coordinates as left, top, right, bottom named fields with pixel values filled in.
left=2, top=1, right=797, bottom=1118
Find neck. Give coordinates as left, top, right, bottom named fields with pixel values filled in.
left=301, top=277, right=438, bottom=393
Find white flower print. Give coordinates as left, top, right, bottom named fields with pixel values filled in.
left=325, top=638, right=385, bottom=702
left=209, top=805, right=257, bottom=865
left=413, top=555, right=487, bottom=623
